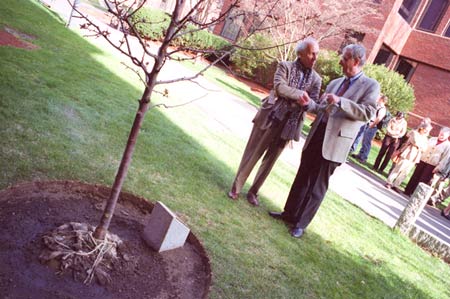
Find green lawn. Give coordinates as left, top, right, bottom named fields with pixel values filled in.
left=1, top=1, right=449, bottom=298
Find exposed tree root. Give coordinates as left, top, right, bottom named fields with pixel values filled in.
left=39, top=222, right=123, bottom=285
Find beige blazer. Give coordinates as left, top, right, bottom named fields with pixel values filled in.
left=304, top=74, right=380, bottom=163
left=253, top=61, right=322, bottom=141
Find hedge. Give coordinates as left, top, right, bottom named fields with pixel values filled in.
left=129, top=7, right=230, bottom=52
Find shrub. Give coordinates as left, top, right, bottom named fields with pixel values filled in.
left=315, top=50, right=343, bottom=93
left=363, top=64, right=415, bottom=114
left=129, top=8, right=230, bottom=52
left=129, top=8, right=169, bottom=41
left=171, top=25, right=231, bottom=51
left=229, top=33, right=277, bottom=85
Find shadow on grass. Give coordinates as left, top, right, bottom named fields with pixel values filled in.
left=266, top=227, right=432, bottom=298
left=0, top=1, right=445, bottom=297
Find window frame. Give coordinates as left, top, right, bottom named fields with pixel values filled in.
left=398, top=0, right=421, bottom=23
left=444, top=20, right=450, bottom=37
left=373, top=45, right=395, bottom=67
left=220, top=12, right=244, bottom=41
left=417, top=0, right=449, bottom=33
left=395, top=57, right=417, bottom=82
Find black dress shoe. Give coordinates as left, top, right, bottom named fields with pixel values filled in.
left=441, top=210, right=450, bottom=220
left=268, top=211, right=284, bottom=220
left=290, top=227, right=304, bottom=238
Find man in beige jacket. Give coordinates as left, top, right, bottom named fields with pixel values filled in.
left=228, top=37, right=322, bottom=206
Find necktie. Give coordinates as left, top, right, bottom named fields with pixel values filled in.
left=322, top=78, right=350, bottom=123
left=337, top=78, right=350, bottom=96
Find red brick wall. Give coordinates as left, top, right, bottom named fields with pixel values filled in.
left=407, top=63, right=450, bottom=132
left=402, top=30, right=450, bottom=70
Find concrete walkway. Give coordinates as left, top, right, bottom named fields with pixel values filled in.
left=40, top=0, right=450, bottom=260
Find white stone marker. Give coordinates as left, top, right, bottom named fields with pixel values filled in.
left=395, top=182, right=433, bottom=235
left=143, top=201, right=190, bottom=252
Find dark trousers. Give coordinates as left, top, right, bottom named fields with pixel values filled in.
left=283, top=123, right=340, bottom=229
left=373, top=135, right=400, bottom=173
left=404, top=161, right=435, bottom=196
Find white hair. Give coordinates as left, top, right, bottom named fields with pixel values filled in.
left=295, top=37, right=318, bottom=54
left=440, top=127, right=450, bottom=135
left=342, top=44, right=367, bottom=66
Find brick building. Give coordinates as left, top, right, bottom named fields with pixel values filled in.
left=365, top=0, right=450, bottom=132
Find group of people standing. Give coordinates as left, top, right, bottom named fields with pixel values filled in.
left=348, top=100, right=450, bottom=213
left=227, top=37, right=380, bottom=238
left=226, top=37, right=450, bottom=239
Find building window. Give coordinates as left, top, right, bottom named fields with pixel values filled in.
left=395, top=58, right=416, bottom=81
left=445, top=23, right=450, bottom=37
left=418, top=0, right=449, bottom=32
left=220, top=12, right=244, bottom=41
left=373, top=45, right=394, bottom=66
left=398, top=0, right=421, bottom=23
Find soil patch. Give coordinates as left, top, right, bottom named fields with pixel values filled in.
left=0, top=181, right=211, bottom=299
left=0, top=26, right=39, bottom=50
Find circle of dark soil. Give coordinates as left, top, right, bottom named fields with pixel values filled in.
left=0, top=181, right=211, bottom=299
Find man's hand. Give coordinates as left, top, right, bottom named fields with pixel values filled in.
left=297, top=92, right=311, bottom=106
left=324, top=93, right=341, bottom=105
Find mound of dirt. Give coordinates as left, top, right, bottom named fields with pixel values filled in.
left=0, top=181, right=211, bottom=299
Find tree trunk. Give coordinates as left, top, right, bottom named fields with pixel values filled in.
left=94, top=88, right=151, bottom=240
left=93, top=0, right=185, bottom=240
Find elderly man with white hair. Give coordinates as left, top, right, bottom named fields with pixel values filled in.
left=228, top=37, right=322, bottom=206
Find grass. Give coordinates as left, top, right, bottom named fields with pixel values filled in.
left=1, top=0, right=450, bottom=298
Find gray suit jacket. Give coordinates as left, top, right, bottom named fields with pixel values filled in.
left=305, top=74, right=380, bottom=163
left=253, top=61, right=322, bottom=141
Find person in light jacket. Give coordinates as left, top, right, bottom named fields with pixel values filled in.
left=373, top=111, right=407, bottom=173
left=385, top=124, right=429, bottom=192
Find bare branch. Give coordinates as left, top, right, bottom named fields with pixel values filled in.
left=150, top=93, right=209, bottom=109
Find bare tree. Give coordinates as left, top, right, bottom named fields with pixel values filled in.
left=71, top=0, right=279, bottom=241
left=237, top=0, right=380, bottom=62
left=72, top=0, right=380, bottom=241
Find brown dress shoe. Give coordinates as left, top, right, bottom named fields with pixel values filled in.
left=246, top=192, right=259, bottom=206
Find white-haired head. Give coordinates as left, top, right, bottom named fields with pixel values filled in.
left=295, top=37, right=319, bottom=69
left=295, top=37, right=319, bottom=55
left=342, top=44, right=367, bottom=66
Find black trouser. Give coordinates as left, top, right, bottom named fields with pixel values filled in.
left=283, top=122, right=340, bottom=229
left=404, top=161, right=435, bottom=196
left=373, top=135, right=400, bottom=172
